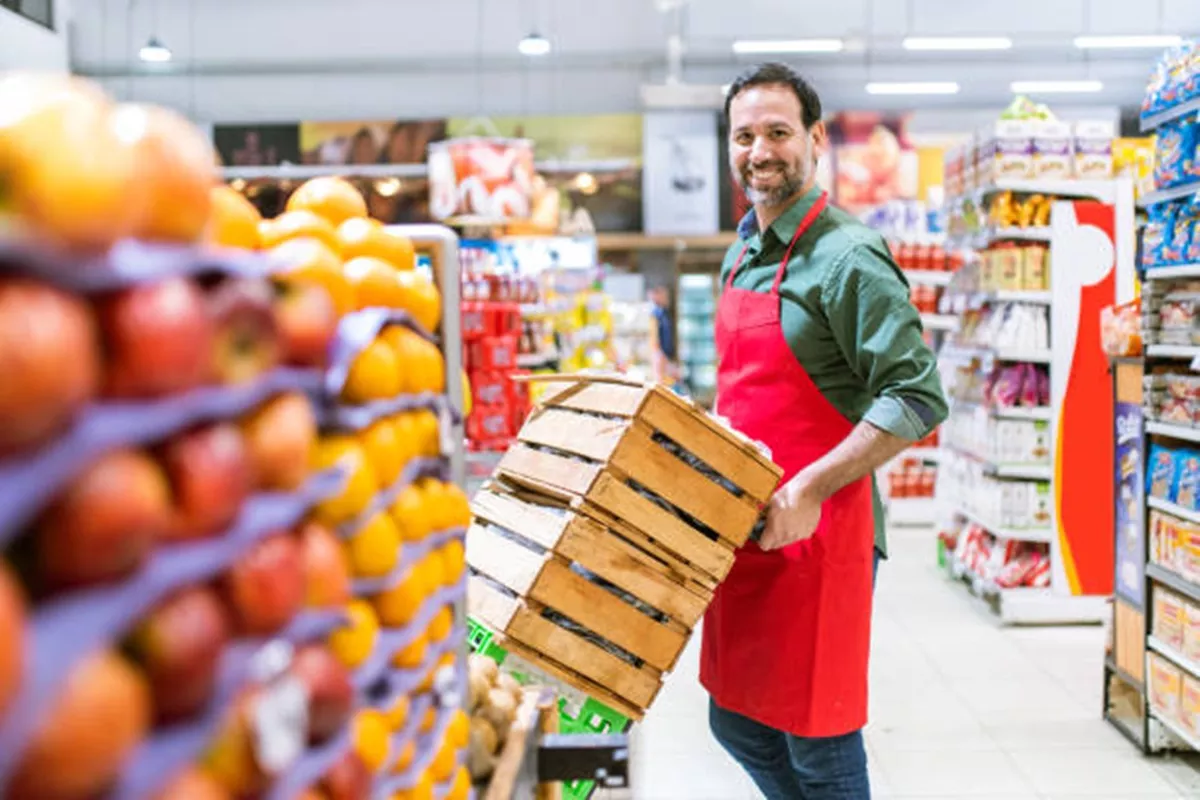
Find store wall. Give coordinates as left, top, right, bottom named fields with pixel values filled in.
left=0, top=1, right=69, bottom=72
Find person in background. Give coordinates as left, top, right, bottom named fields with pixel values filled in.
left=647, top=283, right=681, bottom=386
left=702, top=62, right=947, bottom=799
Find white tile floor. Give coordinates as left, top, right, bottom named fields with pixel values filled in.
left=599, top=525, right=1200, bottom=799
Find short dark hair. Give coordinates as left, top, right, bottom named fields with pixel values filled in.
left=724, top=62, right=823, bottom=129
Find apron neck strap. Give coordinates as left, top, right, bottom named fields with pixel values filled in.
left=725, top=191, right=829, bottom=294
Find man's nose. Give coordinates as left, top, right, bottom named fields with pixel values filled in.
left=749, top=136, right=772, bottom=162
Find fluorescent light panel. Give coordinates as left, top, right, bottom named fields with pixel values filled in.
left=518, top=34, right=551, bottom=56
left=1074, top=34, right=1183, bottom=49
left=903, top=36, right=1013, bottom=51
left=732, top=39, right=845, bottom=54
left=1011, top=79, right=1103, bottom=93
left=866, top=81, right=960, bottom=95
left=139, top=37, right=171, bottom=63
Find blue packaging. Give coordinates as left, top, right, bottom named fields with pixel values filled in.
left=1154, top=119, right=1196, bottom=190
left=1149, top=443, right=1177, bottom=499
left=1175, top=450, right=1200, bottom=510
left=1163, top=202, right=1194, bottom=265
left=1143, top=204, right=1174, bottom=268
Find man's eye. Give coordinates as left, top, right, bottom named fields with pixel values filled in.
left=770, top=130, right=790, bottom=140
left=735, top=133, right=753, bottom=146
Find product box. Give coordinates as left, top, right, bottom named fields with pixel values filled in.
left=1186, top=600, right=1200, bottom=663
left=1031, top=121, right=1074, bottom=179
left=979, top=121, right=1034, bottom=182
left=1149, top=651, right=1184, bottom=720
left=1022, top=246, right=1049, bottom=291
left=1074, top=120, right=1117, bottom=180
left=992, top=245, right=1024, bottom=290
left=1029, top=481, right=1053, bottom=529
left=999, top=480, right=1030, bottom=528
left=1183, top=675, right=1200, bottom=736
left=1154, top=584, right=1187, bottom=651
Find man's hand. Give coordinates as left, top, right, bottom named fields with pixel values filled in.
left=759, top=474, right=823, bottom=550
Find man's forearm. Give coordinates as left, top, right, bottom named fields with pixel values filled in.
left=792, top=420, right=912, bottom=501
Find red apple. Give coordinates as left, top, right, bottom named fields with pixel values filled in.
left=37, top=448, right=171, bottom=591
left=160, top=422, right=252, bottom=542
left=100, top=277, right=215, bottom=398
left=0, top=564, right=26, bottom=718
left=273, top=279, right=338, bottom=367
left=0, top=279, right=100, bottom=455
left=299, top=522, right=351, bottom=609
left=152, top=767, right=232, bottom=800
left=222, top=532, right=304, bottom=635
left=240, top=392, right=316, bottom=491
left=320, top=751, right=371, bottom=800
left=291, top=644, right=354, bottom=744
left=127, top=585, right=232, bottom=723
left=206, top=278, right=281, bottom=385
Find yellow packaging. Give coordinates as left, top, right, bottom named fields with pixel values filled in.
left=979, top=250, right=996, bottom=291
left=1187, top=601, right=1200, bottom=664
left=1184, top=675, right=1200, bottom=736
left=1149, top=652, right=1183, bottom=720
left=1155, top=586, right=1187, bottom=651
left=1187, top=523, right=1200, bottom=584
left=993, top=246, right=1023, bottom=290
left=1022, top=246, right=1049, bottom=291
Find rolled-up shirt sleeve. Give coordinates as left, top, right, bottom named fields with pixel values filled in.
left=820, top=240, right=949, bottom=441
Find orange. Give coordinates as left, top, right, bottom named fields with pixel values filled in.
left=445, top=709, right=469, bottom=750
left=390, top=771, right=433, bottom=800
left=428, top=740, right=458, bottom=783
left=439, top=540, right=466, bottom=586
left=389, top=484, right=432, bottom=543
left=391, top=634, right=428, bottom=670
left=418, top=705, right=437, bottom=734
left=385, top=695, right=411, bottom=731
left=416, top=667, right=436, bottom=695
left=359, top=418, right=404, bottom=487
left=287, top=177, right=367, bottom=225
left=396, top=271, right=442, bottom=333
left=427, top=605, right=454, bottom=642
left=405, top=337, right=446, bottom=394
left=344, top=511, right=402, bottom=578
left=388, top=414, right=417, bottom=472
left=378, top=325, right=421, bottom=395
left=259, top=209, right=340, bottom=253
left=392, top=740, right=416, bottom=774
left=328, top=600, right=379, bottom=668
left=310, top=436, right=379, bottom=525
left=338, top=217, right=415, bottom=270
left=352, top=709, right=391, bottom=773
left=418, top=480, right=449, bottom=531
left=345, top=256, right=405, bottom=311
left=419, top=551, right=446, bottom=593
left=270, top=237, right=353, bottom=316
left=342, top=340, right=402, bottom=403
left=375, top=571, right=426, bottom=627
left=445, top=766, right=471, bottom=800
left=207, top=185, right=262, bottom=250
left=440, top=483, right=471, bottom=528
left=409, top=410, right=440, bottom=458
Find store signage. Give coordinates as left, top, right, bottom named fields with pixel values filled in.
left=1114, top=401, right=1146, bottom=608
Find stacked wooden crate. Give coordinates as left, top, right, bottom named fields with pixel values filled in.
left=467, top=375, right=781, bottom=719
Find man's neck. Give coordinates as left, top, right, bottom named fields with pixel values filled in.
left=754, top=184, right=813, bottom=233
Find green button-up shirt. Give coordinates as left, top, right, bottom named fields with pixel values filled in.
left=719, top=186, right=949, bottom=558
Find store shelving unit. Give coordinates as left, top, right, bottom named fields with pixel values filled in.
left=937, top=177, right=1136, bottom=624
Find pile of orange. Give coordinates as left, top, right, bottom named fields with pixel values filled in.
left=389, top=479, right=470, bottom=544
left=342, top=324, right=446, bottom=404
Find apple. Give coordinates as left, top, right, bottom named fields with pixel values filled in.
left=7, top=650, right=151, bottom=800
left=319, top=751, right=371, bottom=800
left=290, top=644, right=354, bottom=744
left=160, top=422, right=252, bottom=542
left=273, top=279, right=338, bottom=367
left=205, top=277, right=281, bottom=385
left=202, top=688, right=268, bottom=797
left=127, top=585, right=232, bottom=723
left=100, top=277, right=215, bottom=398
left=299, top=522, right=351, bottom=609
left=152, top=767, right=232, bottom=800
left=240, top=392, right=316, bottom=492
left=0, top=565, right=25, bottom=718
left=0, top=279, right=100, bottom=456
left=37, top=448, right=171, bottom=591
left=222, top=532, right=304, bottom=635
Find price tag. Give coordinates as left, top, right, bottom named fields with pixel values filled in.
left=438, top=403, right=456, bottom=457
left=253, top=675, right=309, bottom=774
left=1190, top=354, right=1200, bottom=373
left=433, top=664, right=460, bottom=708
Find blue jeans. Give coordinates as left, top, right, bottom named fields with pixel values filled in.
left=708, top=549, right=880, bottom=799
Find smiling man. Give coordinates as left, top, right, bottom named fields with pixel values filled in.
left=702, top=63, right=947, bottom=799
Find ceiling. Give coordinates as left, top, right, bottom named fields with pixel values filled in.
left=65, top=0, right=1200, bottom=121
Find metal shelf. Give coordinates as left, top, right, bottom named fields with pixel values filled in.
left=991, top=290, right=1053, bottom=305
left=1146, top=421, right=1200, bottom=444
left=955, top=506, right=1053, bottom=543
left=1150, top=708, right=1200, bottom=752
left=945, top=444, right=1052, bottom=481
left=1147, top=563, right=1200, bottom=604
left=1148, top=635, right=1200, bottom=682
left=975, top=178, right=1117, bottom=204
left=1147, top=496, right=1200, bottom=526
left=1141, top=98, right=1200, bottom=132
left=905, top=269, right=955, bottom=286
left=1145, top=264, right=1200, bottom=281
left=920, top=313, right=959, bottom=331
left=1146, top=344, right=1200, bottom=360
left=1138, top=181, right=1200, bottom=209
left=949, top=400, right=1052, bottom=422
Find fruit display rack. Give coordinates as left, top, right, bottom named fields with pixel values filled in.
left=0, top=73, right=471, bottom=799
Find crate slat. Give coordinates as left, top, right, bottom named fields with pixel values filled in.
left=518, top=407, right=627, bottom=463
left=466, top=522, right=548, bottom=595
left=470, top=487, right=571, bottom=551
left=499, top=445, right=600, bottom=496
left=540, top=380, right=648, bottom=418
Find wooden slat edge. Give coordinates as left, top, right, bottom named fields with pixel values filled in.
left=496, top=636, right=648, bottom=722
left=471, top=487, right=571, bottom=550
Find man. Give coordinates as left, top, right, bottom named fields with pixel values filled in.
left=648, top=283, right=681, bottom=385
left=703, top=63, right=947, bottom=799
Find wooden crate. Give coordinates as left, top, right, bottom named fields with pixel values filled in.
left=468, top=375, right=782, bottom=719
left=496, top=375, right=781, bottom=587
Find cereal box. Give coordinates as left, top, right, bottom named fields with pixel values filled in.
left=1149, top=652, right=1184, bottom=720
left=1155, top=585, right=1187, bottom=651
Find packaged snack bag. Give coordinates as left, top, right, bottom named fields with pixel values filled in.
left=1143, top=205, right=1171, bottom=269
left=1180, top=452, right=1200, bottom=511
left=1149, top=444, right=1177, bottom=499
left=1154, top=119, right=1196, bottom=190
left=1162, top=205, right=1194, bottom=265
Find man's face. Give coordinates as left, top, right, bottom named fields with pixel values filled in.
left=728, top=84, right=825, bottom=207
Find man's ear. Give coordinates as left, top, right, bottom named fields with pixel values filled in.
left=809, top=120, right=829, bottom=161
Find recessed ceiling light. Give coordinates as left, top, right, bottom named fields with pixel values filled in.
left=138, top=37, right=172, bottom=63
left=732, top=39, right=845, bottom=54
left=865, top=81, right=960, bottom=95
left=1074, top=34, right=1183, bottom=49
left=518, top=33, right=551, bottom=56
left=903, top=36, right=1013, bottom=51
left=1011, top=80, right=1104, bottom=94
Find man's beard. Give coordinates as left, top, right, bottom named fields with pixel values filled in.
left=738, top=157, right=810, bottom=207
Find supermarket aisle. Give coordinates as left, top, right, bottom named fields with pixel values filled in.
left=612, top=525, right=1200, bottom=799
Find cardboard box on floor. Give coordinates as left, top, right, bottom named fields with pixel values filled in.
left=466, top=373, right=781, bottom=720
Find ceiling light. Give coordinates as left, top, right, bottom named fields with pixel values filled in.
left=1074, top=34, right=1183, bottom=49
left=732, top=39, right=845, bottom=54
left=903, top=36, right=1013, bottom=51
left=1011, top=79, right=1104, bottom=94
left=374, top=178, right=402, bottom=197
left=518, top=33, right=551, bottom=56
left=138, top=36, right=172, bottom=63
left=865, top=81, right=960, bottom=95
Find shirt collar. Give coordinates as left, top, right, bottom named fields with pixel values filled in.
left=736, top=185, right=825, bottom=245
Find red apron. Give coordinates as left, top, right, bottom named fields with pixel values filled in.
left=700, top=193, right=875, bottom=738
